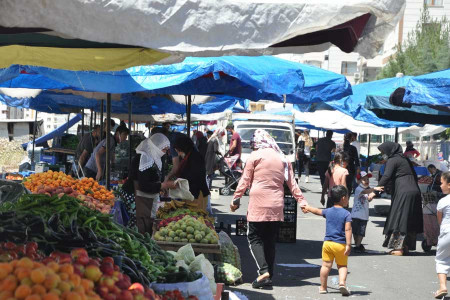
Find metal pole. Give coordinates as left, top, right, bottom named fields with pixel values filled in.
left=31, top=111, right=38, bottom=166
left=66, top=113, right=70, bottom=134
left=100, top=99, right=104, bottom=141
left=93, top=111, right=96, bottom=127
left=81, top=109, right=85, bottom=137
left=394, top=128, right=399, bottom=143
left=106, top=94, right=111, bottom=190
left=186, top=95, right=192, bottom=137
left=128, top=101, right=132, bottom=171
left=89, top=109, right=93, bottom=131
left=367, top=134, right=371, bottom=168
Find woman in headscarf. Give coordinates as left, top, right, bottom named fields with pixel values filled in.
left=205, top=127, right=226, bottom=189
left=230, top=129, right=308, bottom=289
left=195, top=131, right=208, bottom=159
left=375, top=141, right=423, bottom=256
left=121, top=133, right=176, bottom=234
left=173, top=134, right=211, bottom=210
left=404, top=140, right=420, bottom=159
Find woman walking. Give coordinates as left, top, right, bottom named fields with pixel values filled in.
left=205, top=127, right=225, bottom=189
left=230, top=129, right=308, bottom=288
left=375, top=142, right=423, bottom=256
left=297, top=129, right=313, bottom=183
left=343, top=132, right=360, bottom=195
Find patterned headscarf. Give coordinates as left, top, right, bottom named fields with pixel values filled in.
left=251, top=129, right=288, bottom=180
left=135, top=133, right=170, bottom=171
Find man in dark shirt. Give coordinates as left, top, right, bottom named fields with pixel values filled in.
left=316, top=130, right=336, bottom=186
left=75, top=125, right=101, bottom=169
left=226, top=122, right=241, bottom=159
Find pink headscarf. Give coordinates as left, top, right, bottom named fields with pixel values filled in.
left=251, top=129, right=288, bottom=180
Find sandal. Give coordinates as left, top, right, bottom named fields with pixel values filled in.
left=319, top=288, right=328, bottom=294
left=435, top=289, right=448, bottom=299
left=388, top=249, right=403, bottom=256
left=339, top=285, right=350, bottom=296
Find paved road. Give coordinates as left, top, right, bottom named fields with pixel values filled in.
left=210, top=175, right=442, bottom=300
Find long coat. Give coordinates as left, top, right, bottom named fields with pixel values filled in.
left=378, top=142, right=423, bottom=236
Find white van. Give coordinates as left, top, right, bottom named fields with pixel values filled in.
left=233, top=114, right=296, bottom=164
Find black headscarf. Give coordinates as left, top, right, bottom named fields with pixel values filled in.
left=378, top=142, right=403, bottom=158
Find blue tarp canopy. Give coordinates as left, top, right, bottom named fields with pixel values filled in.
left=402, top=68, right=450, bottom=107
left=0, top=91, right=245, bottom=116
left=298, top=77, right=418, bottom=128
left=0, top=56, right=351, bottom=104
left=22, top=114, right=82, bottom=148
left=365, top=89, right=450, bottom=125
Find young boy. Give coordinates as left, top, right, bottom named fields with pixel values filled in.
left=305, top=185, right=352, bottom=296
left=351, top=171, right=377, bottom=253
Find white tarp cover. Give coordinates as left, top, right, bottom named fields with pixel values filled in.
left=294, top=110, right=405, bottom=135
left=0, top=0, right=405, bottom=59
left=399, top=125, right=447, bottom=137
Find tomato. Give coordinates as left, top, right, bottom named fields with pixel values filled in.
left=3, top=242, right=16, bottom=250
left=25, top=242, right=38, bottom=252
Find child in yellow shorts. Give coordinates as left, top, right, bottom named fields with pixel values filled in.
left=305, top=185, right=352, bottom=296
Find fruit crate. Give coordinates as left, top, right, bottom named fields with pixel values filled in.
left=283, top=195, right=297, bottom=223
left=155, top=241, right=221, bottom=254
left=235, top=218, right=247, bottom=236
left=277, top=223, right=296, bottom=243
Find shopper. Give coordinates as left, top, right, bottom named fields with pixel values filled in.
left=84, top=125, right=129, bottom=181
left=121, top=133, right=176, bottom=233
left=343, top=132, right=360, bottom=195
left=434, top=171, right=450, bottom=299
left=304, top=185, right=352, bottom=296
left=404, top=140, right=420, bottom=159
left=226, top=122, right=242, bottom=160
left=195, top=131, right=208, bottom=159
left=321, top=152, right=349, bottom=208
left=75, top=125, right=101, bottom=170
left=230, top=129, right=308, bottom=289
left=297, top=129, right=313, bottom=183
left=316, top=130, right=336, bottom=186
left=205, top=128, right=225, bottom=189
left=350, top=171, right=376, bottom=253
left=350, top=132, right=361, bottom=158
left=428, top=164, right=443, bottom=193
left=174, top=134, right=211, bottom=210
left=375, top=142, right=423, bottom=256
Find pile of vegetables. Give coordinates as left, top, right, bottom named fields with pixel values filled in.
left=156, top=202, right=210, bottom=220
left=0, top=243, right=197, bottom=300
left=23, top=172, right=114, bottom=213
left=153, top=216, right=218, bottom=245
left=0, top=194, right=200, bottom=285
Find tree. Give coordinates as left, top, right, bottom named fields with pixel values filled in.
left=377, top=5, right=450, bottom=79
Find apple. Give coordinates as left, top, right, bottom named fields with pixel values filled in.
left=116, top=279, right=130, bottom=290
left=118, top=290, right=133, bottom=300
left=97, top=286, right=109, bottom=298
left=71, top=248, right=88, bottom=259
left=102, top=257, right=115, bottom=265
left=128, top=283, right=144, bottom=293
left=87, top=259, right=100, bottom=267
left=85, top=265, right=102, bottom=282
left=100, top=262, right=114, bottom=276
left=104, top=293, right=117, bottom=300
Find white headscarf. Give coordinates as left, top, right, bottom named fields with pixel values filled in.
left=207, top=127, right=225, bottom=143
left=135, top=133, right=170, bottom=171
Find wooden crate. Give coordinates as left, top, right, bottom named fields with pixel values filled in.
left=156, top=241, right=221, bottom=254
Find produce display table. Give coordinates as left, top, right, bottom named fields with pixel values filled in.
left=156, top=241, right=221, bottom=254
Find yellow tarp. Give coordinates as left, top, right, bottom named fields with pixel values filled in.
left=0, top=45, right=172, bottom=71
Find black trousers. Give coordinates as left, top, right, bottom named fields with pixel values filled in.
left=297, top=155, right=310, bottom=178
left=247, top=221, right=280, bottom=277
left=317, top=161, right=330, bottom=186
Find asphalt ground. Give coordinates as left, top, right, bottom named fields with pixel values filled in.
left=209, top=174, right=445, bottom=300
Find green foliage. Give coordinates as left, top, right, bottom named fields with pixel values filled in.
left=378, top=5, right=450, bottom=79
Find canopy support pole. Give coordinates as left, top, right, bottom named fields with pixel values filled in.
left=186, top=95, right=192, bottom=137
left=31, top=111, right=38, bottom=166
left=89, top=109, right=93, bottom=131
left=81, top=109, right=85, bottom=137
left=367, top=134, right=371, bottom=168
left=128, top=101, right=132, bottom=172
left=66, top=114, right=70, bottom=134
left=93, top=111, right=96, bottom=127
left=100, top=100, right=104, bottom=141
left=106, top=94, right=111, bottom=191
left=394, top=128, right=399, bottom=143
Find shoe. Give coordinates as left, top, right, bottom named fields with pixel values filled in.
left=252, top=278, right=272, bottom=289
left=435, top=289, right=448, bottom=299
left=305, top=176, right=309, bottom=183
left=353, top=246, right=362, bottom=253
left=359, top=245, right=366, bottom=253
left=339, top=285, right=351, bottom=296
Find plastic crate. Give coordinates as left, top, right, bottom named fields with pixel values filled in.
left=283, top=211, right=297, bottom=223
left=235, top=218, right=247, bottom=236
left=40, top=154, right=57, bottom=165
left=277, top=223, right=296, bottom=243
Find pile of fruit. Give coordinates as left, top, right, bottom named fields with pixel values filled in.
left=5, top=174, right=23, bottom=181
left=156, top=201, right=209, bottom=220
left=0, top=194, right=198, bottom=285
left=23, top=172, right=114, bottom=213
left=418, top=176, right=433, bottom=184
left=0, top=244, right=197, bottom=300
left=153, top=216, right=218, bottom=245
left=0, top=242, right=44, bottom=262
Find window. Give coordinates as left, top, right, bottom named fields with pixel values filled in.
left=383, top=135, right=394, bottom=142
left=47, top=125, right=51, bottom=129
left=47, top=118, right=51, bottom=122
left=54, top=125, right=57, bottom=129
left=304, top=60, right=322, bottom=68
left=360, top=134, right=367, bottom=143
left=402, top=133, right=419, bottom=142
left=370, top=135, right=382, bottom=143
left=341, top=61, right=357, bottom=76
left=424, top=0, right=443, bottom=6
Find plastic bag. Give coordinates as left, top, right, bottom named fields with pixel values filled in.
left=215, top=263, right=242, bottom=285
left=176, top=260, right=190, bottom=271
left=189, top=254, right=216, bottom=295
left=151, top=272, right=213, bottom=300
left=169, top=178, right=195, bottom=201
left=167, top=250, right=177, bottom=258
left=0, top=180, right=26, bottom=204
left=219, top=231, right=241, bottom=270
left=175, top=244, right=196, bottom=265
